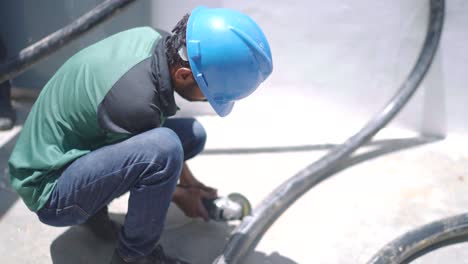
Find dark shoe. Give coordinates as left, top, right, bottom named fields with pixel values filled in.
left=0, top=108, right=16, bottom=131
left=110, top=245, right=190, bottom=264
left=81, top=205, right=121, bottom=241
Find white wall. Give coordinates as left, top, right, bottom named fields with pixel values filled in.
left=8, top=1, right=465, bottom=135
left=154, top=0, right=467, bottom=136
left=440, top=0, right=468, bottom=134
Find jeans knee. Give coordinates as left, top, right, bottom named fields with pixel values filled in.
left=194, top=118, right=207, bottom=144
left=143, top=128, right=183, bottom=178
left=185, top=119, right=207, bottom=160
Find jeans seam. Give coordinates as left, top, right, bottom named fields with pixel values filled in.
left=54, top=161, right=164, bottom=210
left=38, top=204, right=90, bottom=224
left=59, top=204, right=90, bottom=218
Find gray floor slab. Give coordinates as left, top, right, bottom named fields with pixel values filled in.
left=2, top=100, right=468, bottom=263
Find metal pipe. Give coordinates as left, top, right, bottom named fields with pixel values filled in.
left=214, top=0, right=445, bottom=263
left=367, top=213, right=468, bottom=264
left=0, top=0, right=137, bottom=83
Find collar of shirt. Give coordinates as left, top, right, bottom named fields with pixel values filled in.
left=151, top=35, right=178, bottom=117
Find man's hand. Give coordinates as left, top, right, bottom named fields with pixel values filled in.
left=178, top=180, right=218, bottom=197
left=173, top=186, right=217, bottom=221
left=179, top=163, right=218, bottom=196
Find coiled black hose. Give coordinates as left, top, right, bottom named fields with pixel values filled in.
left=214, top=0, right=445, bottom=263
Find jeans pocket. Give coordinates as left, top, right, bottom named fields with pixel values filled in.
left=37, top=204, right=90, bottom=227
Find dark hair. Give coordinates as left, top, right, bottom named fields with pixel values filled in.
left=165, top=13, right=190, bottom=69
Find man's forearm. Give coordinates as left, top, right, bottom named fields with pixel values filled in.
left=179, top=162, right=199, bottom=186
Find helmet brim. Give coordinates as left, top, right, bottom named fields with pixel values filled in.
left=209, top=99, right=234, bottom=117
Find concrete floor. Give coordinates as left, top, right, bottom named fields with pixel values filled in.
left=2, top=99, right=468, bottom=264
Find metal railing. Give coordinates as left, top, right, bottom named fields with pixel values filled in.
left=0, top=0, right=137, bottom=83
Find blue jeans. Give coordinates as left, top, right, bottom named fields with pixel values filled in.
left=37, top=118, right=207, bottom=259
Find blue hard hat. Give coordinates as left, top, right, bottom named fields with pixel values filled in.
left=186, top=6, right=273, bottom=117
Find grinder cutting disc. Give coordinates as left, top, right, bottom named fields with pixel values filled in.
left=228, top=193, right=252, bottom=219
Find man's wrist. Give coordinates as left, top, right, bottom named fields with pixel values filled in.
left=172, top=186, right=184, bottom=204
left=179, top=174, right=196, bottom=185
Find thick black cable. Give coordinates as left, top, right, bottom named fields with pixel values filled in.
left=367, top=213, right=468, bottom=264
left=214, top=0, right=445, bottom=263
left=0, top=0, right=137, bottom=83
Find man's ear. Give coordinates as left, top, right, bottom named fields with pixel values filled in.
left=174, top=67, right=193, bottom=82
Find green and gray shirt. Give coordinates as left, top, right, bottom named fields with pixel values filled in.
left=9, top=27, right=178, bottom=212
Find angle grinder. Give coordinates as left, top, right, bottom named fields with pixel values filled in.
left=202, top=193, right=252, bottom=221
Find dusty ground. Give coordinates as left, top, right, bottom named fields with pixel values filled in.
left=1, top=99, right=468, bottom=264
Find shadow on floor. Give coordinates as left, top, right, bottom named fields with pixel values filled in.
left=202, top=143, right=336, bottom=155
left=331, top=135, right=442, bottom=175
left=50, top=224, right=117, bottom=264
left=0, top=132, right=19, bottom=219
left=246, top=252, right=298, bottom=264
left=0, top=100, right=33, bottom=218
left=201, top=135, right=441, bottom=156
left=49, top=213, right=298, bottom=264
left=0, top=189, right=18, bottom=221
